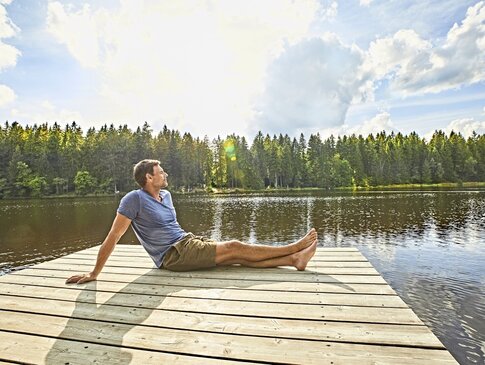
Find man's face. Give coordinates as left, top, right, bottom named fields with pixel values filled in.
left=149, top=164, right=168, bottom=188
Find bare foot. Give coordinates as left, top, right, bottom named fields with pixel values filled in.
left=293, top=240, right=317, bottom=271
left=293, top=228, right=317, bottom=250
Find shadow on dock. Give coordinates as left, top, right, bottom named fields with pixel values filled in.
left=43, top=265, right=355, bottom=364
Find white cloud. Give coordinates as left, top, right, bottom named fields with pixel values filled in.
left=9, top=99, right=83, bottom=125
left=40, top=100, right=54, bottom=110
left=0, top=40, right=19, bottom=70
left=255, top=33, right=373, bottom=136
left=46, top=0, right=327, bottom=137
left=36, top=0, right=485, bottom=139
left=365, top=2, right=485, bottom=95
left=0, top=84, right=15, bottom=107
left=47, top=2, right=108, bottom=68
left=348, top=111, right=397, bottom=136
left=441, top=118, right=485, bottom=138
left=321, top=111, right=398, bottom=138
left=364, top=29, right=431, bottom=80
left=0, top=2, right=20, bottom=112
left=0, top=0, right=20, bottom=71
left=359, top=0, right=373, bottom=7
left=319, top=1, right=338, bottom=20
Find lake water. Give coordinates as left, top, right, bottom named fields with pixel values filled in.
left=0, top=190, right=484, bottom=364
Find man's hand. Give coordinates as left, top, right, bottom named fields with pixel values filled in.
left=65, top=272, right=97, bottom=284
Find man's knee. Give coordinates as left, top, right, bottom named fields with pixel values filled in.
left=216, top=240, right=244, bottom=261
left=222, top=240, right=245, bottom=253
left=229, top=239, right=244, bottom=249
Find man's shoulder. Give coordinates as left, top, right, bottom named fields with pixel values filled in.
left=120, top=189, right=141, bottom=204
left=124, top=189, right=141, bottom=198
left=117, top=189, right=141, bottom=218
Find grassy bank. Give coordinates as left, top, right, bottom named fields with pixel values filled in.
left=341, top=181, right=485, bottom=191
left=2, top=182, right=484, bottom=200
left=209, top=182, right=485, bottom=194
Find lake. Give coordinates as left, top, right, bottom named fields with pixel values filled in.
left=0, top=189, right=484, bottom=364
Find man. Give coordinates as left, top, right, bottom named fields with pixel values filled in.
left=66, top=159, right=318, bottom=284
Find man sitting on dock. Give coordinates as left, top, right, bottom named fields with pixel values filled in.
left=66, top=159, right=318, bottom=284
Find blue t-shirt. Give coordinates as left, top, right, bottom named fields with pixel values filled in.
left=117, top=189, right=187, bottom=267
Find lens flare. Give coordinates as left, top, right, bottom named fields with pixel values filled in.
left=224, top=140, right=235, bottom=153
left=224, top=140, right=237, bottom=161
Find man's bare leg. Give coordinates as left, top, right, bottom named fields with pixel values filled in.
left=215, top=228, right=317, bottom=265
left=220, top=240, right=318, bottom=271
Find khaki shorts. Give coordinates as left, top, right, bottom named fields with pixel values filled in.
left=162, top=233, right=217, bottom=272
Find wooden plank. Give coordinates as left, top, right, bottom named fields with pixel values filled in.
left=4, top=268, right=397, bottom=294
left=70, top=250, right=365, bottom=261
left=57, top=256, right=379, bottom=274
left=54, top=255, right=371, bottom=268
left=0, top=245, right=458, bottom=364
left=73, top=253, right=375, bottom=267
left=31, top=258, right=385, bottom=278
left=71, top=250, right=374, bottom=265
left=0, top=330, right=244, bottom=364
left=0, top=311, right=456, bottom=364
left=32, top=260, right=383, bottom=279
left=0, top=288, right=421, bottom=324
left=0, top=275, right=404, bottom=307
left=311, top=253, right=363, bottom=257
left=87, top=245, right=360, bottom=252
left=0, top=293, right=438, bottom=347
left=85, top=247, right=362, bottom=257
left=84, top=244, right=365, bottom=258
left=0, top=275, right=406, bottom=307
left=77, top=249, right=362, bottom=257
left=80, top=245, right=367, bottom=258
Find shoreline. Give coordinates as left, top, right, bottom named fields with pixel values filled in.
left=2, top=182, right=484, bottom=200
left=208, top=182, right=485, bottom=194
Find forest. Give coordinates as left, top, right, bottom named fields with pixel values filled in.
left=0, top=121, right=483, bottom=198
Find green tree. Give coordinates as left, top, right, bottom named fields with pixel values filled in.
left=52, top=177, right=68, bottom=195
left=74, top=170, right=97, bottom=195
left=28, top=176, right=48, bottom=197
left=307, top=133, right=323, bottom=187
left=330, top=154, right=353, bottom=187
left=0, top=121, right=483, bottom=198
left=422, top=158, right=432, bottom=184
left=250, top=131, right=268, bottom=187
left=0, top=177, right=8, bottom=198
left=295, top=133, right=308, bottom=187
left=212, top=136, right=227, bottom=188
left=10, top=161, right=48, bottom=197
left=14, top=161, right=33, bottom=197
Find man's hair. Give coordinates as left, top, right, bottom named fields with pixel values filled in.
left=133, top=159, right=161, bottom=187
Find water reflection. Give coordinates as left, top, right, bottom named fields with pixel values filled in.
left=0, top=190, right=484, bottom=364
left=176, top=190, right=485, bottom=364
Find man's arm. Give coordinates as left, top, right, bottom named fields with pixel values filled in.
left=66, top=213, right=132, bottom=284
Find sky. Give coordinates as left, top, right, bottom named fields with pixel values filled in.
left=0, top=0, right=484, bottom=141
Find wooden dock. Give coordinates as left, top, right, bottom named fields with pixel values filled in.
left=0, top=245, right=457, bottom=364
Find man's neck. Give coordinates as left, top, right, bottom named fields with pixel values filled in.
left=142, top=186, right=161, bottom=201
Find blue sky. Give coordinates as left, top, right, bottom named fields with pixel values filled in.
left=0, top=0, right=484, bottom=140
